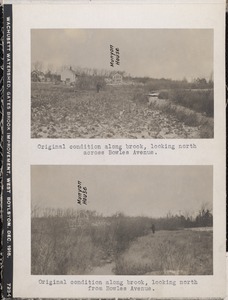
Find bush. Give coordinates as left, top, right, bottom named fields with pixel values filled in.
left=158, top=91, right=169, bottom=99
left=31, top=209, right=213, bottom=275
left=31, top=216, right=100, bottom=275
left=132, top=91, right=148, bottom=104
left=114, top=230, right=213, bottom=275
left=77, top=75, right=106, bottom=90
left=170, top=89, right=214, bottom=117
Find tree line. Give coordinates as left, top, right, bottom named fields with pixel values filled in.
left=31, top=203, right=213, bottom=230
left=31, top=61, right=213, bottom=90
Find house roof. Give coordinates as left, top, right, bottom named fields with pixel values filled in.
left=62, top=67, right=79, bottom=76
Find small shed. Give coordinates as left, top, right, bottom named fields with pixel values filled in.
left=147, top=92, right=160, bottom=105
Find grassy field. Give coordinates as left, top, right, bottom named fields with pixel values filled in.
left=31, top=82, right=213, bottom=138
left=31, top=214, right=213, bottom=275
left=115, top=229, right=213, bottom=275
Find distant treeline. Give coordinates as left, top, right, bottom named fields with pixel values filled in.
left=32, top=61, right=213, bottom=90
left=32, top=206, right=213, bottom=230
left=133, top=76, right=213, bottom=90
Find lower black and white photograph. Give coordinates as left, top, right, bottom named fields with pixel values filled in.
left=31, top=165, right=213, bottom=276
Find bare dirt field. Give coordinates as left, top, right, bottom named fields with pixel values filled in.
left=31, top=83, right=213, bottom=139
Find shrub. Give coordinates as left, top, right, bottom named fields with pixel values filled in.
left=77, top=75, right=106, bottom=90
left=114, top=230, right=213, bottom=275
left=158, top=91, right=169, bottom=99
left=31, top=209, right=213, bottom=275
left=31, top=216, right=99, bottom=275
left=170, top=89, right=214, bottom=117
left=200, top=122, right=214, bottom=138
left=132, top=92, right=148, bottom=104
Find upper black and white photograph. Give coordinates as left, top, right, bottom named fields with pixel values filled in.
left=31, top=165, right=213, bottom=276
left=31, top=29, right=214, bottom=139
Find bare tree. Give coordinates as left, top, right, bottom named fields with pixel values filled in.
left=47, top=63, right=54, bottom=73
left=32, top=61, right=43, bottom=72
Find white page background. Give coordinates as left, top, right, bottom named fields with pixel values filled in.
left=11, top=2, right=226, bottom=298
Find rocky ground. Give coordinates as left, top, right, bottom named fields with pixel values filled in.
left=31, top=83, right=207, bottom=139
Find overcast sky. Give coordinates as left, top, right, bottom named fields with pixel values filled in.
left=31, top=29, right=213, bottom=80
left=31, top=165, right=212, bottom=218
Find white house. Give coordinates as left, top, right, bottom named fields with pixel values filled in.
left=61, top=67, right=79, bottom=84
left=112, top=72, right=123, bottom=84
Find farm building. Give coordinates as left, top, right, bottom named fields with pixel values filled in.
left=60, top=67, right=79, bottom=84
left=112, top=72, right=123, bottom=84
left=31, top=70, right=45, bottom=82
